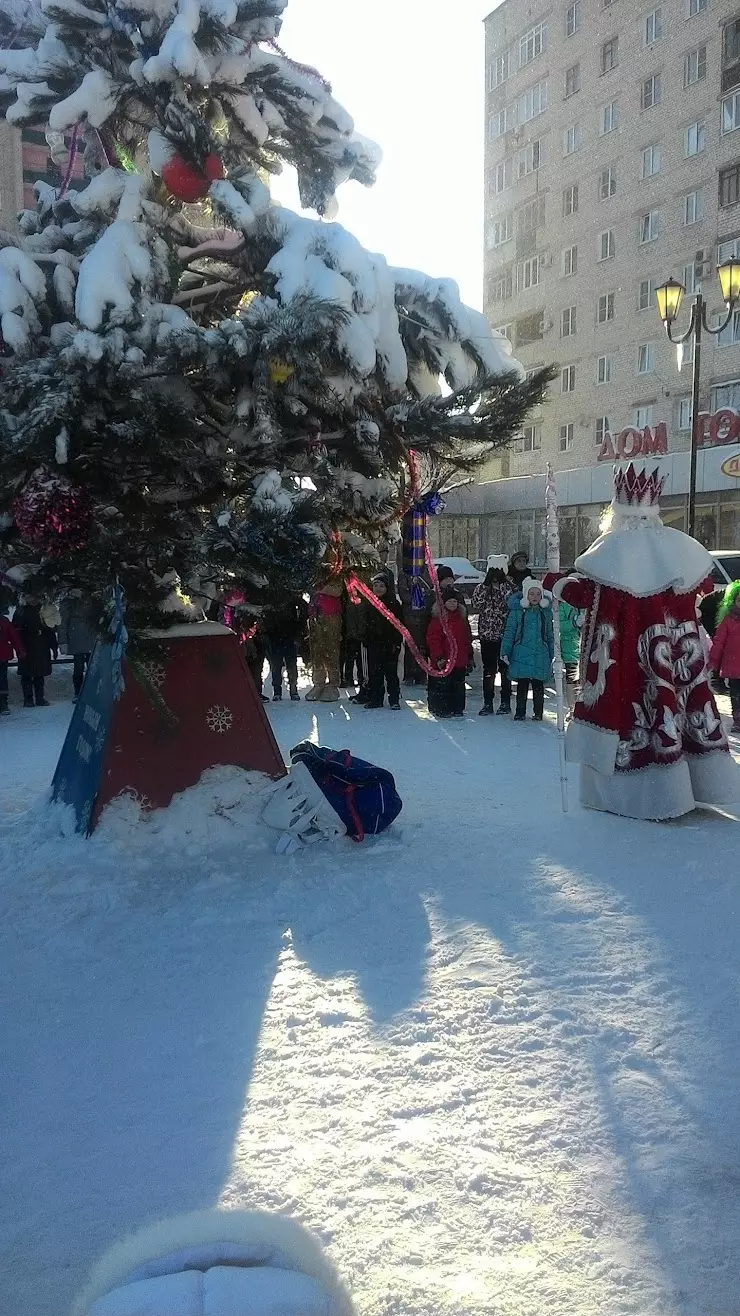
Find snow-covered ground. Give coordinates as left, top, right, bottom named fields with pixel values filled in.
left=2, top=664, right=740, bottom=1316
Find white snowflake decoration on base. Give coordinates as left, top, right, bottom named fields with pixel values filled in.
left=206, top=704, right=233, bottom=734
left=137, top=660, right=167, bottom=690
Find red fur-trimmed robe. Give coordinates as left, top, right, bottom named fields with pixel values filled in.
left=546, top=524, right=739, bottom=818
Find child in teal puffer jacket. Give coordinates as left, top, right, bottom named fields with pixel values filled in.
left=558, top=599, right=582, bottom=713
left=501, top=577, right=554, bottom=721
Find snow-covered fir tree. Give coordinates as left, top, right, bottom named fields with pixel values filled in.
left=0, top=0, right=551, bottom=631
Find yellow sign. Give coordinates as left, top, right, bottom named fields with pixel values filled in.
left=721, top=454, right=740, bottom=478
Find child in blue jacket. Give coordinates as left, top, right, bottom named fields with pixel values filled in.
left=500, top=576, right=554, bottom=721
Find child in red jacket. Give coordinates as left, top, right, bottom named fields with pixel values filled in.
left=426, top=590, right=471, bottom=718
left=709, top=580, right=740, bottom=731
left=0, top=606, right=26, bottom=715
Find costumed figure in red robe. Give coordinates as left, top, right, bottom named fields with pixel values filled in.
left=548, top=463, right=739, bottom=820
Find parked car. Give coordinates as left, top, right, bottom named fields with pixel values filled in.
left=433, top=556, right=485, bottom=602
left=700, top=550, right=740, bottom=635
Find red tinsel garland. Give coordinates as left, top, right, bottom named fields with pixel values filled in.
left=347, top=540, right=459, bottom=680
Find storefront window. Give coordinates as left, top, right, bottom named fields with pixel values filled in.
left=559, top=510, right=577, bottom=567
left=719, top=491, right=740, bottom=549
left=695, top=503, right=718, bottom=549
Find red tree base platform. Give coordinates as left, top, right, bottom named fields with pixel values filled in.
left=90, top=623, right=286, bottom=828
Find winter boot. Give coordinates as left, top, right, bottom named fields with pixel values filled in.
left=23, top=699, right=35, bottom=708
left=496, top=701, right=511, bottom=715
left=272, top=690, right=282, bottom=702
left=479, top=673, right=494, bottom=715
left=318, top=684, right=340, bottom=702
left=290, top=688, right=300, bottom=701
left=304, top=684, right=323, bottom=701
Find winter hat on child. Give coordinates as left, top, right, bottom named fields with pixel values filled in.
left=71, top=1208, right=357, bottom=1316
left=521, top=576, right=551, bottom=607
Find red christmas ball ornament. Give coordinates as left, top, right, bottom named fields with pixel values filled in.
left=203, top=153, right=224, bottom=182
left=161, top=152, right=224, bottom=202
left=13, top=469, right=93, bottom=556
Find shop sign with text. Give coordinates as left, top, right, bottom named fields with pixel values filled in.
left=597, top=424, right=667, bottom=462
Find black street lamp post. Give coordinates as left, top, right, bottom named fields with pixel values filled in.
left=656, top=260, right=740, bottom=539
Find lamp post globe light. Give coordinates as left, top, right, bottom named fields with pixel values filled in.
left=655, top=261, right=740, bottom=539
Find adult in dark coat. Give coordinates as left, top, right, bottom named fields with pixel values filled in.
left=14, top=597, right=58, bottom=706
left=507, top=549, right=531, bottom=591
left=59, top=591, right=99, bottom=699
left=362, top=574, right=403, bottom=709
left=262, top=595, right=308, bottom=700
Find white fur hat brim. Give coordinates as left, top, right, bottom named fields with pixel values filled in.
left=72, top=1209, right=356, bottom=1316
left=520, top=576, right=551, bottom=607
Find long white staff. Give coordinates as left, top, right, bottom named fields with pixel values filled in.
left=546, top=462, right=568, bottom=812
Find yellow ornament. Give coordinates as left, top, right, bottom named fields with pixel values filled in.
left=268, top=358, right=295, bottom=385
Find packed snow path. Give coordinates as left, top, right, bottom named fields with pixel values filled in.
left=1, top=668, right=740, bottom=1316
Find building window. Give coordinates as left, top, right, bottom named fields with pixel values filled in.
left=519, top=423, right=542, bottom=451
left=488, top=107, right=512, bottom=139
left=685, top=45, right=707, bottom=84
left=559, top=423, right=574, bottom=452
left=601, top=36, right=619, bottom=71
left=719, top=236, right=740, bottom=261
left=595, top=416, right=611, bottom=443
left=641, top=74, right=661, bottom=108
left=489, top=52, right=510, bottom=88
left=712, top=379, right=740, bottom=411
left=561, top=305, right=577, bottom=336
left=520, top=23, right=547, bottom=67
left=724, top=17, right=740, bottom=65
left=597, top=354, right=614, bottom=383
left=685, top=120, right=705, bottom=155
left=488, top=214, right=513, bottom=248
left=680, top=336, right=695, bottom=366
left=598, top=228, right=616, bottom=260
left=718, top=308, right=740, bottom=344
left=597, top=292, right=615, bottom=322
left=490, top=267, right=514, bottom=302
left=562, top=245, right=578, bottom=276
left=563, top=123, right=582, bottom=154
left=644, top=8, right=663, bottom=43
left=518, top=195, right=546, bottom=234
left=517, top=255, right=542, bottom=290
left=561, top=364, right=577, bottom=392
left=494, top=158, right=512, bottom=193
left=683, top=260, right=702, bottom=294
left=601, top=100, right=619, bottom=133
left=688, top=0, right=707, bottom=15
left=563, top=183, right=579, bottom=215
left=641, top=143, right=661, bottom=177
left=683, top=189, right=705, bottom=223
left=565, top=1, right=581, bottom=36
left=516, top=140, right=543, bottom=177
left=518, top=79, right=548, bottom=122
left=720, top=164, right=740, bottom=207
left=515, top=311, right=546, bottom=344
left=637, top=342, right=656, bottom=373
left=565, top=62, right=581, bottom=96
left=723, top=92, right=740, bottom=134
left=634, top=404, right=654, bottom=428
left=639, top=210, right=660, bottom=242
left=598, top=165, right=617, bottom=199
left=678, top=397, right=692, bottom=429
left=638, top=277, right=655, bottom=310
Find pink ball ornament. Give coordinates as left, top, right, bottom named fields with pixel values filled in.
left=13, top=470, right=93, bottom=556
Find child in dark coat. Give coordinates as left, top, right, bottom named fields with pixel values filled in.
left=362, top=574, right=403, bottom=710
left=426, top=589, right=470, bottom=717
left=14, top=596, right=58, bottom=707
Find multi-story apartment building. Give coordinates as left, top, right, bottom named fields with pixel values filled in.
left=433, top=0, right=740, bottom=564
